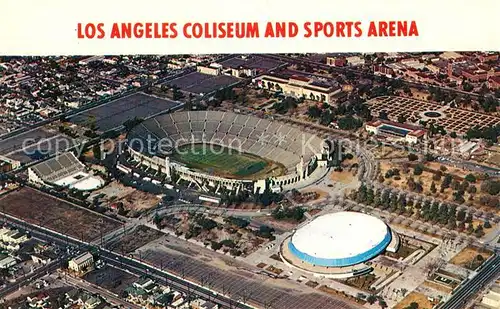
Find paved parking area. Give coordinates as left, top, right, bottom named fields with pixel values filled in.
left=220, top=56, right=285, bottom=71
left=134, top=243, right=361, bottom=309
left=70, top=92, right=180, bottom=131
left=83, top=265, right=138, bottom=295
left=165, top=72, right=240, bottom=95
left=0, top=127, right=76, bottom=163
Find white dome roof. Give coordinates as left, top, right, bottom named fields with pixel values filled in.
left=290, top=212, right=390, bottom=263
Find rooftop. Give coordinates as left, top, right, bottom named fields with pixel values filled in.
left=290, top=212, right=390, bottom=261
left=71, top=251, right=93, bottom=265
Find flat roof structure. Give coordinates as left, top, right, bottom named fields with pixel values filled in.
left=69, top=176, right=104, bottom=191
left=379, top=124, right=411, bottom=137
left=288, top=212, right=392, bottom=267
left=71, top=251, right=93, bottom=265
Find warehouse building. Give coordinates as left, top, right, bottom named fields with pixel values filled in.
left=253, top=74, right=342, bottom=104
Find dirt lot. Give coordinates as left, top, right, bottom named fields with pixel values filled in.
left=330, top=169, right=356, bottom=183
left=450, top=246, right=493, bottom=270
left=91, top=181, right=161, bottom=211
left=484, top=152, right=500, bottom=168
left=410, top=88, right=430, bottom=101
left=0, top=187, right=122, bottom=241
left=300, top=188, right=329, bottom=200
left=483, top=146, right=500, bottom=168
left=106, top=225, right=164, bottom=254
left=252, top=216, right=300, bottom=232
left=394, top=292, right=436, bottom=309
left=373, top=146, right=409, bottom=160
left=234, top=88, right=271, bottom=109
left=472, top=219, right=493, bottom=235
left=118, top=190, right=161, bottom=211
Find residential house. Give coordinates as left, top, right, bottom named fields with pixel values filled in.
left=26, top=293, right=50, bottom=309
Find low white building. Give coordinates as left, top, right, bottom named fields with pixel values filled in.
left=0, top=256, right=17, bottom=269
left=191, top=298, right=219, bottom=309
left=365, top=119, right=426, bottom=144
left=0, top=227, right=29, bottom=244
left=480, top=284, right=500, bottom=308
left=68, top=251, right=94, bottom=273
left=231, top=67, right=256, bottom=78
left=346, top=56, right=365, bottom=66
left=197, top=64, right=222, bottom=76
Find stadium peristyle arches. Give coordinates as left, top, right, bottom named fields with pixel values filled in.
left=126, top=111, right=330, bottom=194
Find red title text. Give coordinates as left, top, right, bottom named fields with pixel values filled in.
left=77, top=21, right=419, bottom=39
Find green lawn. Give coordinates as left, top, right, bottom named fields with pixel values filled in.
left=172, top=144, right=268, bottom=178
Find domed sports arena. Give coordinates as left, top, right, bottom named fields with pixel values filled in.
left=280, top=212, right=399, bottom=278
left=126, top=111, right=330, bottom=194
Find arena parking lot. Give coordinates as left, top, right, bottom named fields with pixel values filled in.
left=131, top=237, right=361, bottom=309
left=0, top=127, right=76, bottom=163
left=70, top=92, right=181, bottom=131
left=220, top=55, right=285, bottom=71
left=164, top=72, right=240, bottom=95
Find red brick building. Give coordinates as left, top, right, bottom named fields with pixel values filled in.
left=488, top=76, right=500, bottom=90
left=462, top=69, right=488, bottom=82
left=478, top=53, right=499, bottom=63
left=326, top=57, right=347, bottom=67
left=373, top=65, right=395, bottom=77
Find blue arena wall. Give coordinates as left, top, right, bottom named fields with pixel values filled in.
left=288, top=228, right=392, bottom=267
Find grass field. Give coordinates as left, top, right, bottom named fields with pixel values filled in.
left=172, top=144, right=283, bottom=179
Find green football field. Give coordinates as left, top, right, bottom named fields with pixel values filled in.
left=171, top=144, right=269, bottom=178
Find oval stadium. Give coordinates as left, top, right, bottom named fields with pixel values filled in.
left=280, top=212, right=400, bottom=278
left=126, top=111, right=331, bottom=194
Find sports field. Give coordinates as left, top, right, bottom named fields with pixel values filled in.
left=172, top=144, right=284, bottom=179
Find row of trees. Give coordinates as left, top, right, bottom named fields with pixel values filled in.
left=478, top=95, right=499, bottom=113
left=272, top=97, right=299, bottom=114
left=307, top=110, right=364, bottom=130
left=466, top=125, right=500, bottom=144
left=272, top=206, right=306, bottom=222
left=58, top=125, right=79, bottom=138
left=306, top=94, right=369, bottom=130
left=353, top=185, right=489, bottom=237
